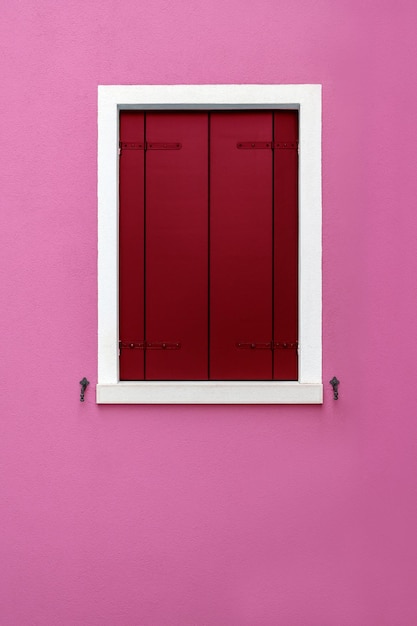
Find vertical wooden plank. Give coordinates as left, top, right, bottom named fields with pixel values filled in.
left=273, top=111, right=299, bottom=380
left=210, top=112, right=273, bottom=380
left=119, top=111, right=145, bottom=380
left=145, top=112, right=208, bottom=380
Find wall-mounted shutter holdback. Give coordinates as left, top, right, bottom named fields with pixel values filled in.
left=79, top=377, right=89, bottom=402
left=330, top=376, right=340, bottom=400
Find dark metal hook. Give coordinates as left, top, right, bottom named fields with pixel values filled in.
left=80, top=377, right=89, bottom=402
left=329, top=376, right=340, bottom=400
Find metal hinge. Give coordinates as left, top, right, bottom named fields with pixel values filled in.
left=273, top=141, right=298, bottom=150
left=119, top=142, right=145, bottom=151
left=146, top=142, right=182, bottom=150
left=236, top=342, right=272, bottom=350
left=119, top=141, right=182, bottom=153
left=237, top=141, right=298, bottom=150
left=146, top=341, right=181, bottom=349
left=119, top=341, right=181, bottom=351
left=119, top=341, right=145, bottom=351
left=236, top=341, right=298, bottom=350
left=237, top=142, right=273, bottom=150
left=273, top=342, right=298, bottom=349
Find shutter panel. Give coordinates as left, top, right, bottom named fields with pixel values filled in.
left=119, top=110, right=298, bottom=383
left=145, top=112, right=209, bottom=380
left=119, top=111, right=145, bottom=380
left=273, top=111, right=299, bottom=380
left=210, top=112, right=273, bottom=380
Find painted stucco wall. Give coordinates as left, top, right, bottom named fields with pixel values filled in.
left=1, top=1, right=417, bottom=624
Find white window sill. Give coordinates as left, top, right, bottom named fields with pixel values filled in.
left=96, top=382, right=323, bottom=404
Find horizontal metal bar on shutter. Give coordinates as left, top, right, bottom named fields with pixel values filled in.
left=236, top=142, right=272, bottom=149
left=236, top=141, right=298, bottom=150
left=146, top=342, right=181, bottom=350
left=273, top=141, right=298, bottom=150
left=119, top=341, right=181, bottom=350
left=146, top=142, right=182, bottom=150
left=119, top=341, right=145, bottom=350
left=119, top=141, right=145, bottom=150
left=236, top=342, right=272, bottom=350
left=236, top=341, right=298, bottom=350
left=119, top=142, right=182, bottom=151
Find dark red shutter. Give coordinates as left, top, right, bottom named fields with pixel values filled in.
left=210, top=112, right=273, bottom=380
left=273, top=111, right=298, bottom=380
left=119, top=111, right=145, bottom=380
left=145, top=112, right=208, bottom=380
left=119, top=110, right=298, bottom=382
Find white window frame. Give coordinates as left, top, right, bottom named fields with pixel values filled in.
left=97, top=84, right=322, bottom=404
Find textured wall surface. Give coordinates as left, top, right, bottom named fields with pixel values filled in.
left=1, top=1, right=417, bottom=625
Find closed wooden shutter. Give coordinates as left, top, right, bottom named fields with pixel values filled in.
left=210, top=112, right=273, bottom=380
left=273, top=111, right=298, bottom=380
left=119, top=110, right=298, bottom=382
left=145, top=112, right=208, bottom=380
left=119, top=112, right=145, bottom=380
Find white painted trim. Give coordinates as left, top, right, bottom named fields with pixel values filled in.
left=98, top=85, right=322, bottom=404
left=97, top=382, right=323, bottom=404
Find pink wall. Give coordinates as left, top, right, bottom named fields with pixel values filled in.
left=1, top=1, right=417, bottom=624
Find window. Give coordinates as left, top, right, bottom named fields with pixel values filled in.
left=97, top=85, right=322, bottom=403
